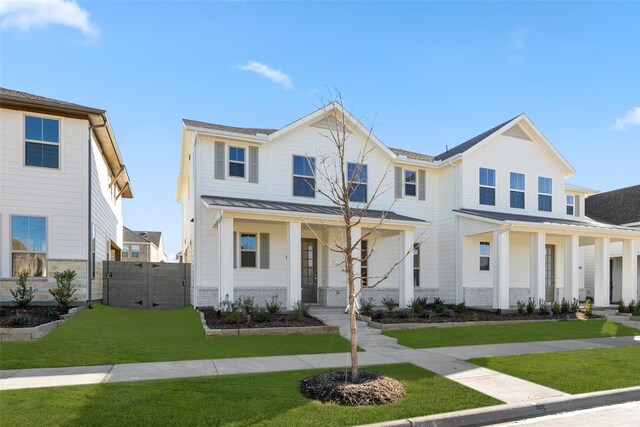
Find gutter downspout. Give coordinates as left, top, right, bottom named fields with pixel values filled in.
left=87, top=115, right=108, bottom=308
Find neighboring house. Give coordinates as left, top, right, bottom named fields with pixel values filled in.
left=0, top=88, right=133, bottom=304
left=582, top=185, right=640, bottom=303
left=176, top=103, right=640, bottom=310
left=122, top=226, right=167, bottom=262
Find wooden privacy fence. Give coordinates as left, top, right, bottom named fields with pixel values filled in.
left=103, top=261, right=190, bottom=309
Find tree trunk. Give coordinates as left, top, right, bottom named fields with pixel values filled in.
left=349, top=282, right=359, bottom=381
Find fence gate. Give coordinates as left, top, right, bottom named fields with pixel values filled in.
left=104, top=261, right=191, bottom=309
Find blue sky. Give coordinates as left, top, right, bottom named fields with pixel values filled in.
left=2, top=1, right=639, bottom=258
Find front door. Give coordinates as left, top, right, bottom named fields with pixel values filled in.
left=545, top=244, right=556, bottom=302
left=301, top=239, right=318, bottom=303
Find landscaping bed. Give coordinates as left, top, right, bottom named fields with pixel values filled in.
left=0, top=306, right=71, bottom=328
left=201, top=308, right=325, bottom=329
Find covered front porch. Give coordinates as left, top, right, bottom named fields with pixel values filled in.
left=457, top=209, right=640, bottom=309
left=199, top=195, right=425, bottom=309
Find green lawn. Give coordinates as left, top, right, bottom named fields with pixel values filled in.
left=384, top=320, right=639, bottom=348
left=469, top=346, right=640, bottom=394
left=0, top=363, right=500, bottom=426
left=0, top=305, right=351, bottom=370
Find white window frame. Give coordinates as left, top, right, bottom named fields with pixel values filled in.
left=24, top=114, right=61, bottom=170
left=347, top=162, right=368, bottom=202
left=10, top=215, right=48, bottom=278
left=123, top=244, right=130, bottom=257
left=413, top=243, right=420, bottom=287
left=404, top=170, right=417, bottom=197
left=239, top=233, right=258, bottom=268
left=228, top=146, right=246, bottom=179
left=361, top=239, right=368, bottom=287
left=131, top=244, right=140, bottom=259
left=538, top=176, right=553, bottom=212
left=479, top=241, right=490, bottom=271
left=479, top=167, right=496, bottom=206
left=292, top=155, right=316, bottom=198
left=510, top=172, right=525, bottom=209
left=566, top=195, right=575, bottom=216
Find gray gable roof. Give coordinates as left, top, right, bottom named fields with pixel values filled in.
left=202, top=195, right=425, bottom=223
left=434, top=115, right=521, bottom=161
left=389, top=147, right=435, bottom=162
left=183, top=119, right=277, bottom=136
left=123, top=227, right=163, bottom=247
left=0, top=87, right=104, bottom=113
left=585, top=185, right=640, bottom=225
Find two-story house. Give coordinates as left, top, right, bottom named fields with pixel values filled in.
left=122, top=226, right=167, bottom=262
left=0, top=88, right=133, bottom=304
left=176, top=103, right=639, bottom=310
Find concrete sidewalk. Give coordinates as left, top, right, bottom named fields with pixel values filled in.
left=1, top=307, right=638, bottom=404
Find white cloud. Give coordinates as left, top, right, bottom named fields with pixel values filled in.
left=236, top=61, right=293, bottom=90
left=0, top=0, right=98, bottom=36
left=611, top=107, right=640, bottom=131
left=509, top=28, right=528, bottom=51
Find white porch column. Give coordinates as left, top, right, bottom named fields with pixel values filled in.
left=399, top=229, right=414, bottom=308
left=287, top=221, right=302, bottom=309
left=564, top=235, right=580, bottom=302
left=218, top=217, right=234, bottom=304
left=351, top=226, right=362, bottom=305
left=594, top=237, right=610, bottom=306
left=493, top=229, right=510, bottom=310
left=622, top=239, right=638, bottom=303
left=530, top=232, right=545, bottom=303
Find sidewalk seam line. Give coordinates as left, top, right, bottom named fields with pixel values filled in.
left=101, top=365, right=115, bottom=383
left=210, top=360, right=219, bottom=375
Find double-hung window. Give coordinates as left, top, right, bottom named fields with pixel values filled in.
left=229, top=147, right=245, bottom=178
left=510, top=172, right=525, bottom=209
left=404, top=170, right=417, bottom=196
left=566, top=195, right=575, bottom=215
left=361, top=240, right=368, bottom=287
left=25, top=115, right=59, bottom=168
left=538, top=177, right=552, bottom=212
left=293, top=155, right=315, bottom=197
left=479, top=168, right=496, bottom=205
left=240, top=234, right=257, bottom=267
left=413, top=244, right=420, bottom=287
left=11, top=216, right=47, bottom=277
left=479, top=242, right=490, bottom=271
left=347, top=162, right=368, bottom=202
left=131, top=245, right=140, bottom=259
left=123, top=244, right=130, bottom=257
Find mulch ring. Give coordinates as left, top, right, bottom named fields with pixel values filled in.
left=300, top=370, right=406, bottom=406
left=0, top=306, right=68, bottom=328
left=200, top=308, right=325, bottom=329
left=371, top=309, right=599, bottom=324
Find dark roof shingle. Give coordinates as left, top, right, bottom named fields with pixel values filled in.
left=585, top=185, right=640, bottom=225
left=183, top=119, right=277, bottom=136
left=389, top=147, right=434, bottom=162
left=0, top=87, right=103, bottom=113
left=123, top=227, right=163, bottom=247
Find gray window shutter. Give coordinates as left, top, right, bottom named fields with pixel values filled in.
left=394, top=167, right=402, bottom=199
left=215, top=142, right=225, bottom=180
left=418, top=170, right=426, bottom=201
left=575, top=195, right=581, bottom=217
left=260, top=233, right=269, bottom=269
left=233, top=231, right=237, bottom=269
left=249, top=146, right=259, bottom=183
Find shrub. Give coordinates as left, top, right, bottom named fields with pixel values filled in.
left=538, top=299, right=550, bottom=315
left=584, top=298, right=593, bottom=317
left=423, top=310, right=434, bottom=319
left=224, top=310, right=242, bottom=324
left=633, top=305, right=640, bottom=317
left=408, top=298, right=427, bottom=315
left=454, top=302, right=467, bottom=314
left=381, top=297, right=398, bottom=313
left=49, top=269, right=78, bottom=311
left=8, top=313, right=35, bottom=327
left=254, top=308, right=272, bottom=323
left=628, top=300, right=637, bottom=314
left=551, top=301, right=562, bottom=315
left=242, top=296, right=256, bottom=316
left=618, top=299, right=626, bottom=313
left=516, top=300, right=526, bottom=314
left=434, top=303, right=446, bottom=314
left=359, top=297, right=375, bottom=316
left=371, top=310, right=385, bottom=320
left=266, top=294, right=282, bottom=315
left=219, top=294, right=243, bottom=324
left=570, top=298, right=580, bottom=313
left=46, top=306, right=59, bottom=318
left=526, top=297, right=536, bottom=314
left=10, top=270, right=36, bottom=308
left=433, top=297, right=445, bottom=306
left=394, top=309, right=411, bottom=319
left=560, top=298, right=570, bottom=314
left=291, top=300, right=310, bottom=320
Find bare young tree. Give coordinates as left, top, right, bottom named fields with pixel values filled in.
left=305, top=92, right=425, bottom=380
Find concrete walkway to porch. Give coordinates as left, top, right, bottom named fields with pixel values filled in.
left=1, top=307, right=638, bottom=405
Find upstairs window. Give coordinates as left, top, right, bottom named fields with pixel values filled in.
left=229, top=147, right=245, bottom=178
left=510, top=172, right=525, bottom=209
left=123, top=244, right=130, bottom=257
left=405, top=170, right=417, bottom=196
left=479, top=168, right=496, bottom=205
left=11, top=215, right=47, bottom=277
left=25, top=116, right=59, bottom=169
left=347, top=163, right=368, bottom=202
left=538, top=177, right=553, bottom=212
left=293, top=155, right=316, bottom=197
left=566, top=195, right=575, bottom=215
left=131, top=245, right=140, bottom=259
left=479, top=242, right=490, bottom=271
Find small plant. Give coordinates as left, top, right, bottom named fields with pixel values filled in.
left=628, top=300, right=637, bottom=314
left=242, top=296, right=256, bottom=316
left=551, top=301, right=562, bottom=315
left=584, top=298, right=593, bottom=317
left=433, top=297, right=445, bottom=306
left=633, top=305, right=640, bottom=317
left=291, top=300, right=310, bottom=320
left=423, top=310, right=434, bottom=319
left=394, top=309, right=410, bottom=319
left=359, top=297, right=375, bottom=316
left=516, top=300, right=526, bottom=314
left=254, top=307, right=272, bottom=323
left=618, top=299, right=626, bottom=313
left=265, top=294, right=282, bottom=315
left=434, top=303, right=446, bottom=314
left=570, top=298, right=580, bottom=313
left=46, top=306, right=59, bottom=318
left=381, top=297, right=398, bottom=313
left=219, top=294, right=243, bottom=324
left=10, top=270, right=36, bottom=308
left=49, top=269, right=78, bottom=311
left=538, top=299, right=550, bottom=315
left=371, top=310, right=385, bottom=320
left=560, top=298, right=570, bottom=314
left=8, top=313, right=35, bottom=327
left=526, top=297, right=536, bottom=314
left=454, top=302, right=467, bottom=314
left=408, top=297, right=427, bottom=315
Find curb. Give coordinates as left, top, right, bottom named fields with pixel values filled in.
left=357, top=386, right=640, bottom=427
